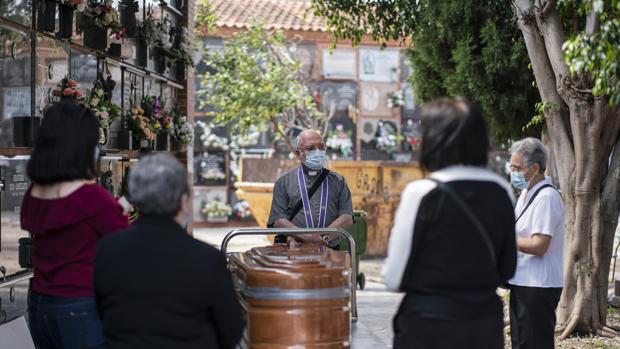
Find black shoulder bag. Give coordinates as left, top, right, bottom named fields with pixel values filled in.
left=515, top=184, right=554, bottom=223
left=272, top=169, right=330, bottom=242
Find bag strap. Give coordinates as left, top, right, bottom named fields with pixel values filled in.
left=288, top=169, right=330, bottom=222
left=515, top=184, right=555, bottom=223
left=427, top=177, right=497, bottom=267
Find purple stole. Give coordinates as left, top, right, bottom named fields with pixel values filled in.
left=296, top=167, right=329, bottom=228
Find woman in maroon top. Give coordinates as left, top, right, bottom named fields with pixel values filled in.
left=20, top=101, right=128, bottom=349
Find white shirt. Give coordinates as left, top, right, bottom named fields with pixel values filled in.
left=508, top=178, right=564, bottom=288
left=382, top=166, right=515, bottom=290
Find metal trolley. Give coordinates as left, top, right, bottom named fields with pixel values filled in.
left=220, top=227, right=358, bottom=321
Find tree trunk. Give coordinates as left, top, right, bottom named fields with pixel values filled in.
left=513, top=0, right=620, bottom=337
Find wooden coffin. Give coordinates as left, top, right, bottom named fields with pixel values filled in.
left=228, top=244, right=351, bottom=349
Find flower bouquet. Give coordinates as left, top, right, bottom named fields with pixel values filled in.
left=326, top=124, right=353, bottom=158
left=87, top=81, right=121, bottom=144
left=233, top=200, right=253, bottom=219
left=126, top=106, right=155, bottom=148
left=375, top=121, right=403, bottom=154
left=170, top=110, right=193, bottom=148
left=229, top=127, right=260, bottom=149
left=78, top=0, right=125, bottom=50
left=197, top=121, right=229, bottom=150
left=53, top=78, right=84, bottom=101
left=201, top=200, right=232, bottom=222
left=387, top=90, right=404, bottom=108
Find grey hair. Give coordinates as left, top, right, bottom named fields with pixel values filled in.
left=293, top=129, right=322, bottom=150
left=128, top=153, right=189, bottom=216
left=510, top=137, right=548, bottom=173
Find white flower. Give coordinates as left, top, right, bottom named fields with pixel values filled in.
left=90, top=97, right=100, bottom=107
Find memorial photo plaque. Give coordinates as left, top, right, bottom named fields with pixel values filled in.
left=359, top=48, right=399, bottom=82
left=321, top=49, right=356, bottom=79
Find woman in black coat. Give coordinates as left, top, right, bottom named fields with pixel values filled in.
left=382, top=97, right=517, bottom=349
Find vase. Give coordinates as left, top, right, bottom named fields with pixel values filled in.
left=99, top=127, right=108, bottom=146
left=155, top=133, right=170, bottom=151
left=117, top=130, right=132, bottom=150
left=153, top=48, right=167, bottom=74
left=170, top=137, right=179, bottom=151
left=109, top=43, right=122, bottom=57
left=83, top=24, right=108, bottom=51
left=136, top=35, right=148, bottom=66
left=175, top=62, right=186, bottom=81
left=12, top=116, right=41, bottom=147
left=120, top=1, right=138, bottom=38
left=37, top=0, right=57, bottom=32
left=207, top=216, right=228, bottom=223
left=58, top=4, right=74, bottom=39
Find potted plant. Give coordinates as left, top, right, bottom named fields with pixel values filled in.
left=136, top=9, right=157, bottom=66
left=37, top=0, right=57, bottom=32
left=201, top=200, right=232, bottom=223
left=152, top=16, right=174, bottom=74
left=57, top=0, right=86, bottom=39
left=171, top=26, right=194, bottom=80
left=119, top=0, right=139, bottom=38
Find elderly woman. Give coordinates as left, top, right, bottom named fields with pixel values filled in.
left=507, top=138, right=564, bottom=349
left=94, top=154, right=244, bottom=349
left=382, top=97, right=517, bottom=348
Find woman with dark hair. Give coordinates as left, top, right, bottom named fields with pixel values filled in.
left=20, top=100, right=128, bottom=349
left=382, top=97, right=517, bottom=348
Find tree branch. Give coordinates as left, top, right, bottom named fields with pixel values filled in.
left=533, top=0, right=571, bottom=101
left=586, top=8, right=601, bottom=36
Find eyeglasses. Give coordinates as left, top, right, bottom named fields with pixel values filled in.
left=509, top=164, right=529, bottom=172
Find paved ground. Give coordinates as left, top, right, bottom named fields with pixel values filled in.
left=194, top=227, right=401, bottom=348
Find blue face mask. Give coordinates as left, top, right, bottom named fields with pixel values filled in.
left=94, top=145, right=100, bottom=163
left=510, top=171, right=528, bottom=190
left=304, top=149, right=326, bottom=170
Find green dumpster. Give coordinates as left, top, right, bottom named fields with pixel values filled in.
left=340, top=210, right=368, bottom=290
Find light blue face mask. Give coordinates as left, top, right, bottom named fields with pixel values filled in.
left=304, top=149, right=326, bottom=170
left=510, top=171, right=528, bottom=190
left=94, top=145, right=100, bottom=163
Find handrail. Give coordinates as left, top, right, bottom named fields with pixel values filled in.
left=221, top=228, right=358, bottom=321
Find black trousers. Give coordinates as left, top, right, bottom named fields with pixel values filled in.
left=509, top=285, right=562, bottom=349
left=393, top=309, right=504, bottom=349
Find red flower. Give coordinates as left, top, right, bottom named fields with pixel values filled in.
left=75, top=90, right=82, bottom=97
left=63, top=88, right=75, bottom=96
left=68, top=79, right=77, bottom=87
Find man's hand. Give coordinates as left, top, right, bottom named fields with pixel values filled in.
left=294, top=233, right=328, bottom=245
